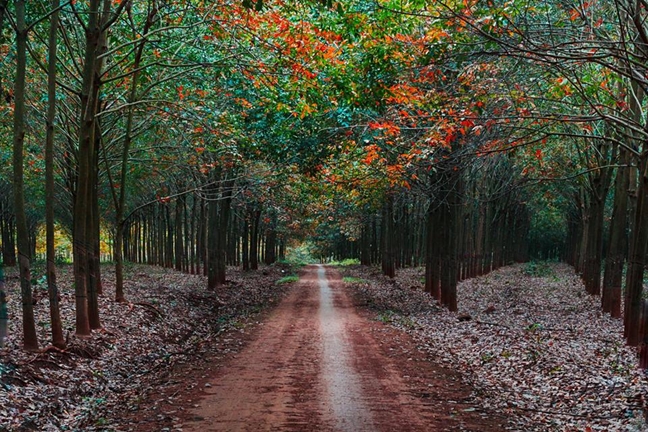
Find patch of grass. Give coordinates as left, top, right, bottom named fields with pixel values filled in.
left=330, top=258, right=360, bottom=266
left=376, top=309, right=396, bottom=324
left=521, top=260, right=554, bottom=278
left=342, top=276, right=366, bottom=284
left=276, top=275, right=299, bottom=284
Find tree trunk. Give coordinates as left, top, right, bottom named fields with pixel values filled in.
left=250, top=208, right=261, bottom=270
left=440, top=176, right=460, bottom=312
left=264, top=214, right=277, bottom=265
left=639, top=300, right=648, bottom=369
left=13, top=0, right=39, bottom=351
left=624, top=156, right=648, bottom=346
left=603, top=148, right=630, bottom=317
left=207, top=171, right=222, bottom=290
left=72, top=0, right=103, bottom=337
left=242, top=216, right=250, bottom=270
left=424, top=202, right=441, bottom=300
left=381, top=196, right=395, bottom=278
left=216, top=179, right=234, bottom=285
left=175, top=196, right=184, bottom=272
left=45, top=0, right=65, bottom=348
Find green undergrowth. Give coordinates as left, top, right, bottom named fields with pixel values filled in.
left=342, top=276, right=367, bottom=284
left=522, top=260, right=555, bottom=278
left=276, top=275, right=299, bottom=284
left=329, top=258, right=360, bottom=266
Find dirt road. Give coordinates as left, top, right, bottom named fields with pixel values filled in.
left=184, top=265, right=504, bottom=431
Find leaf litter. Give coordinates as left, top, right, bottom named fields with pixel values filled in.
left=0, top=263, right=293, bottom=431
left=343, top=262, right=648, bottom=431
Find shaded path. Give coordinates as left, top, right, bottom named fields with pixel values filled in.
left=184, top=265, right=504, bottom=431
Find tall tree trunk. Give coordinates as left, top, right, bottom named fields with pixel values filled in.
left=603, top=148, right=630, bottom=317
left=216, top=179, right=234, bottom=285
left=72, top=0, right=102, bottom=337
left=13, top=0, right=39, bottom=351
left=381, top=195, right=395, bottom=278
left=250, top=208, right=261, bottom=270
left=624, top=156, right=648, bottom=346
left=45, top=0, right=65, bottom=348
left=242, top=216, right=250, bottom=271
left=424, top=202, right=441, bottom=300
left=190, top=196, right=197, bottom=274
left=264, top=213, right=277, bottom=265
left=207, top=171, right=221, bottom=290
left=360, top=218, right=371, bottom=266
left=175, top=196, right=184, bottom=271
left=440, top=176, right=460, bottom=312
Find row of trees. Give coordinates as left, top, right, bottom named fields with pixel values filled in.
left=2, top=0, right=648, bottom=360
left=297, top=0, right=648, bottom=355
left=0, top=0, right=330, bottom=350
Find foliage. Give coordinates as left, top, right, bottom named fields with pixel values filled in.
left=342, top=276, right=366, bottom=284
left=276, top=275, right=299, bottom=284
left=284, top=243, right=318, bottom=265
left=330, top=258, right=360, bottom=266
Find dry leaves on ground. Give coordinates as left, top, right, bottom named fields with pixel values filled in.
left=343, top=263, right=648, bottom=432
left=0, top=263, right=293, bottom=432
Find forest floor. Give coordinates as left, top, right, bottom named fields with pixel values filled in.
left=342, top=262, right=648, bottom=431
left=0, top=263, right=295, bottom=431
left=0, top=261, right=646, bottom=431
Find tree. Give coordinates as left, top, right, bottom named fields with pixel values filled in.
left=12, top=0, right=39, bottom=351
left=45, top=0, right=64, bottom=348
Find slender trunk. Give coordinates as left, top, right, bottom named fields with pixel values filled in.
left=175, top=196, right=184, bottom=271
left=250, top=208, right=261, bottom=270
left=264, top=215, right=277, bottom=265
left=440, top=169, right=461, bottom=311
left=216, top=179, right=234, bottom=285
left=242, top=216, right=250, bottom=270
left=603, top=149, right=630, bottom=317
left=381, top=196, right=395, bottom=278
left=73, top=0, right=103, bottom=337
left=360, top=219, right=371, bottom=266
left=424, top=202, right=439, bottom=298
left=639, top=300, right=648, bottom=369
left=190, top=196, right=196, bottom=274
left=13, top=0, right=39, bottom=350
left=207, top=171, right=221, bottom=289
left=45, top=0, right=64, bottom=347
left=624, top=156, right=648, bottom=346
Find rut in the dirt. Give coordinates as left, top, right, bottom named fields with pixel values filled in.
left=183, top=265, right=504, bottom=432
left=318, top=265, right=373, bottom=431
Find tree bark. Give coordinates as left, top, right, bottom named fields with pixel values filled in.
left=216, top=179, right=235, bottom=285
left=624, top=156, right=648, bottom=346
left=45, top=0, right=65, bottom=348
left=13, top=0, right=39, bottom=351
left=72, top=0, right=103, bottom=337
left=603, top=148, right=630, bottom=317
left=250, top=208, right=261, bottom=270
left=242, top=216, right=250, bottom=270
left=207, top=171, right=222, bottom=290
left=381, top=195, right=395, bottom=278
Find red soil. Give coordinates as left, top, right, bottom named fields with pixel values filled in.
left=176, top=265, right=505, bottom=431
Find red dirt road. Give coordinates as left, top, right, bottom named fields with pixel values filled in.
left=184, top=265, right=504, bottom=431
